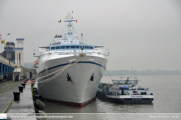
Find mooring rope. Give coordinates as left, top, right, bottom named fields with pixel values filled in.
left=32, top=60, right=80, bottom=84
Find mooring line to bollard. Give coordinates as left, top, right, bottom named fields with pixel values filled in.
left=32, top=60, right=80, bottom=84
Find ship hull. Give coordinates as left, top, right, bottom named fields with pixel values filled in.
left=36, top=55, right=107, bottom=106
left=97, top=90, right=154, bottom=104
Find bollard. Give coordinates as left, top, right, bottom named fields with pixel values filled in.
left=21, top=83, right=26, bottom=88
left=35, top=99, right=45, bottom=110
left=34, top=95, right=43, bottom=102
left=33, top=88, right=38, bottom=95
left=24, top=80, right=28, bottom=83
left=13, top=92, right=20, bottom=101
left=19, top=86, right=24, bottom=92
left=31, top=83, right=34, bottom=87
left=33, top=88, right=38, bottom=91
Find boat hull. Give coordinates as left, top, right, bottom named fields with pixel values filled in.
left=36, top=55, right=107, bottom=106
left=97, top=90, right=154, bottom=104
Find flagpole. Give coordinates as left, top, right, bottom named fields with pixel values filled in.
left=0, top=34, right=2, bottom=55
left=1, top=37, right=3, bottom=56
left=3, top=40, right=5, bottom=63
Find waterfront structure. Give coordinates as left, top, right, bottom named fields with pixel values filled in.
left=0, top=55, right=15, bottom=81
left=0, top=42, right=15, bottom=81
left=33, top=12, right=110, bottom=106
left=13, top=38, right=24, bottom=81
left=1, top=42, right=15, bottom=63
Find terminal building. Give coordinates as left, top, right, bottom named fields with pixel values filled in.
left=1, top=42, right=15, bottom=63
left=0, top=38, right=36, bottom=81
left=0, top=42, right=15, bottom=80
left=0, top=39, right=24, bottom=81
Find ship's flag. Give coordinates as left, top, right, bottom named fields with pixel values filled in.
left=58, top=20, right=61, bottom=23
left=1, top=40, right=5, bottom=44
left=7, top=33, right=10, bottom=35
left=76, top=20, right=77, bottom=22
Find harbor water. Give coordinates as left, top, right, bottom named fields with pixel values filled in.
left=43, top=75, right=181, bottom=119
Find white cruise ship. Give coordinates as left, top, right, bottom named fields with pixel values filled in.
left=33, top=12, right=110, bottom=106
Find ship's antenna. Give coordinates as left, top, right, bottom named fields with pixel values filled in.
left=71, top=11, right=73, bottom=19
left=73, top=29, right=79, bottom=39
left=85, top=35, right=86, bottom=43
left=81, top=33, right=83, bottom=43
left=106, top=70, right=113, bottom=81
left=61, top=24, right=66, bottom=35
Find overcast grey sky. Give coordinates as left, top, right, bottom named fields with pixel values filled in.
left=0, top=0, right=181, bottom=71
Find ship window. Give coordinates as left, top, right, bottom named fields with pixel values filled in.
left=71, top=46, right=75, bottom=49
left=90, top=46, right=93, bottom=49
left=51, top=47, right=55, bottom=50
left=85, top=46, right=89, bottom=49
left=76, top=46, right=79, bottom=49
left=56, top=47, right=60, bottom=49
left=125, top=92, right=129, bottom=95
left=66, top=46, right=70, bottom=49
left=133, top=91, right=137, bottom=93
left=61, top=46, right=65, bottom=49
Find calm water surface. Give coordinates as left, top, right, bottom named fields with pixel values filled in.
left=43, top=75, right=181, bottom=119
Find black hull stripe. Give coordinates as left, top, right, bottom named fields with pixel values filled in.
left=37, top=61, right=106, bottom=76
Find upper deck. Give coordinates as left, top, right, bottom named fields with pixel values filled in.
left=40, top=44, right=94, bottom=51
left=33, top=12, right=110, bottom=57
left=112, top=80, right=139, bottom=85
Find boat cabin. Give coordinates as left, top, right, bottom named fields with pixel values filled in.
left=112, top=80, right=139, bottom=86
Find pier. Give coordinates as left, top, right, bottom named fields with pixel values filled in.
left=0, top=38, right=38, bottom=117
left=7, top=81, right=35, bottom=117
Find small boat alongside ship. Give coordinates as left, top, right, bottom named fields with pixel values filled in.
left=97, top=77, right=154, bottom=103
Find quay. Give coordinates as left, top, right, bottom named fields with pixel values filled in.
left=7, top=81, right=35, bottom=113
left=0, top=79, right=37, bottom=113
left=0, top=81, right=21, bottom=113
left=7, top=80, right=36, bottom=120
left=0, top=38, right=40, bottom=120
left=0, top=79, right=38, bottom=120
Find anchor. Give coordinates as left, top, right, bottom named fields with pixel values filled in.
left=90, top=73, right=94, bottom=81
left=66, top=73, right=72, bottom=81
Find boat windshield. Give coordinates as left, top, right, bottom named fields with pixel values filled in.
left=112, top=80, right=138, bottom=85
